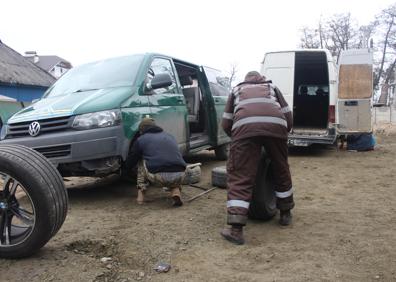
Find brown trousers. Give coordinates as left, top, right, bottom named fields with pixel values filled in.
left=226, top=136, right=294, bottom=225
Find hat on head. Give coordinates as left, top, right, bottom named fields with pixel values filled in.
left=244, top=71, right=264, bottom=82
left=139, top=117, right=156, bottom=132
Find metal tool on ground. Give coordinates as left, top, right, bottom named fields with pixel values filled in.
left=187, top=187, right=217, bottom=203
left=187, top=183, right=208, bottom=191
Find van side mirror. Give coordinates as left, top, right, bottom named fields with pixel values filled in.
left=146, top=73, right=173, bottom=93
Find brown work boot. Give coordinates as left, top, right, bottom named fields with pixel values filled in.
left=220, top=225, right=245, bottom=245
left=170, top=187, right=183, bottom=207
left=279, top=210, right=292, bottom=226
left=136, top=189, right=145, bottom=205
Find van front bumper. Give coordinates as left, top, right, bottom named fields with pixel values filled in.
left=0, top=125, right=128, bottom=167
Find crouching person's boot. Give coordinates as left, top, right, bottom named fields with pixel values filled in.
left=170, top=187, right=183, bottom=207
left=279, top=210, right=292, bottom=226
left=136, top=188, right=145, bottom=205
left=221, top=214, right=247, bottom=245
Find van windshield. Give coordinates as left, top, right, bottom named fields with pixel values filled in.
left=44, top=55, right=144, bottom=98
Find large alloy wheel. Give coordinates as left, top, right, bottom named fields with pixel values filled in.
left=0, top=173, right=35, bottom=248
left=0, top=145, right=68, bottom=258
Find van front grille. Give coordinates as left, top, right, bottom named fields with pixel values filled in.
left=6, top=116, right=73, bottom=139
left=34, top=145, right=71, bottom=158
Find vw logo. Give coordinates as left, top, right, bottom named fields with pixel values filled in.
left=28, top=121, right=41, bottom=137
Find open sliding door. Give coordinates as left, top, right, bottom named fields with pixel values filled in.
left=337, top=49, right=373, bottom=134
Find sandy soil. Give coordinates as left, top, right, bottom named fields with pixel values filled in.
left=2, top=126, right=396, bottom=282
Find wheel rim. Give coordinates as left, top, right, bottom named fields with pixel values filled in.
left=0, top=172, right=35, bottom=247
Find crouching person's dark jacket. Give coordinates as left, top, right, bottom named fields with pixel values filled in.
left=129, top=125, right=187, bottom=173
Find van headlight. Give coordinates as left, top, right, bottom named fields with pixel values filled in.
left=72, top=110, right=121, bottom=130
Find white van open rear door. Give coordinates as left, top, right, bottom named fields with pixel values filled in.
left=337, top=49, right=373, bottom=134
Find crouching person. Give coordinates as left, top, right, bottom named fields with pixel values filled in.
left=129, top=117, right=187, bottom=206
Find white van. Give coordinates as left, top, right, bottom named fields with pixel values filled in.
left=260, top=49, right=373, bottom=146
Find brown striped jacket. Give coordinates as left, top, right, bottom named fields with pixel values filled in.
left=221, top=78, right=292, bottom=141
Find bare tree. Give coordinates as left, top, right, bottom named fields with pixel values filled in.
left=374, top=4, right=396, bottom=89
left=324, top=13, right=359, bottom=60
left=356, top=22, right=377, bottom=49
left=228, top=62, right=238, bottom=87
left=299, top=26, right=321, bottom=48
left=299, top=13, right=360, bottom=61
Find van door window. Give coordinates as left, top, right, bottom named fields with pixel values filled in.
left=203, top=67, right=230, bottom=96
left=147, top=58, right=177, bottom=94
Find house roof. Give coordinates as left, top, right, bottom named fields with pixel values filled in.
left=0, top=95, right=17, bottom=102
left=0, top=41, right=56, bottom=87
left=33, top=55, right=72, bottom=72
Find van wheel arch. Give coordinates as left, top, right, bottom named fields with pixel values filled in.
left=120, top=135, right=139, bottom=181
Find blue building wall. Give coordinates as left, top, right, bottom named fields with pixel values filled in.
left=0, top=84, right=48, bottom=102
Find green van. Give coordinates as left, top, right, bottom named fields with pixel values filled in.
left=0, top=96, right=24, bottom=130
left=0, top=53, right=230, bottom=176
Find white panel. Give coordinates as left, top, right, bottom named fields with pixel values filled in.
left=337, top=99, right=372, bottom=133
left=260, top=52, right=295, bottom=107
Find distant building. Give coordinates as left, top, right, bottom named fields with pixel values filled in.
left=0, top=40, right=55, bottom=102
left=25, top=51, right=72, bottom=79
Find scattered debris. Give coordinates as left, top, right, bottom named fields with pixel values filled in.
left=100, top=257, right=112, bottom=263
left=154, top=262, right=171, bottom=273
left=138, top=271, right=145, bottom=277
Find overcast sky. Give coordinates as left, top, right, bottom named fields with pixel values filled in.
left=1, top=0, right=395, bottom=81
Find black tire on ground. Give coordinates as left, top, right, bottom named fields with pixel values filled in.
left=214, top=144, right=229, bottom=161
left=0, top=145, right=68, bottom=259
left=211, top=166, right=227, bottom=188
left=182, top=165, right=201, bottom=185
left=248, top=156, right=277, bottom=221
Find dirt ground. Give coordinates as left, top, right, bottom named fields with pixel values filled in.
left=2, top=125, right=396, bottom=282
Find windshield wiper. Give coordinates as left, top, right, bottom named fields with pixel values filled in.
left=72, top=88, right=99, bottom=93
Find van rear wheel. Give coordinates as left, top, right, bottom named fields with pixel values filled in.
left=0, top=145, right=68, bottom=258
